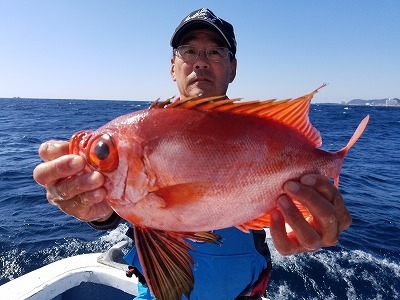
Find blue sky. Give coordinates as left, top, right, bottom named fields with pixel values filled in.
left=1, top=0, right=399, bottom=103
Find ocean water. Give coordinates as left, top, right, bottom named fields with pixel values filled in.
left=0, top=98, right=399, bottom=299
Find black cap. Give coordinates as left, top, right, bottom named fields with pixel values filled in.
left=170, top=8, right=237, bottom=56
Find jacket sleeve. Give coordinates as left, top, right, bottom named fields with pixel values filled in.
left=87, top=212, right=122, bottom=230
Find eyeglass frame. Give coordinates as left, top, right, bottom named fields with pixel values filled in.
left=173, top=45, right=234, bottom=63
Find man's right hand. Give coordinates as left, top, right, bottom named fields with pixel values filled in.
left=33, top=140, right=113, bottom=222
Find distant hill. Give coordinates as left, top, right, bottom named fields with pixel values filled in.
left=346, top=98, right=400, bottom=106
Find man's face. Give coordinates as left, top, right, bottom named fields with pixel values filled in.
left=170, top=29, right=237, bottom=100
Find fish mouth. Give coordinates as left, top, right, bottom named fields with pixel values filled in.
left=69, top=130, right=93, bottom=158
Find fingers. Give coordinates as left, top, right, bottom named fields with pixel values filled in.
left=270, top=207, right=306, bottom=256
left=38, top=140, right=70, bottom=162
left=46, top=171, right=105, bottom=203
left=53, top=188, right=112, bottom=222
left=38, top=163, right=108, bottom=221
left=40, top=166, right=110, bottom=221
left=34, top=140, right=81, bottom=186
left=270, top=174, right=352, bottom=255
left=285, top=179, right=339, bottom=247
left=300, top=175, right=352, bottom=233
left=45, top=172, right=111, bottom=222
left=33, top=155, right=86, bottom=186
left=270, top=196, right=321, bottom=255
left=33, top=140, right=113, bottom=222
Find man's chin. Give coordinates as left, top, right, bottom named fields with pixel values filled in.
left=187, top=85, right=219, bottom=98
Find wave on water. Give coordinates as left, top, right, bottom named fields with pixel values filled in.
left=2, top=224, right=398, bottom=299
left=265, top=232, right=400, bottom=299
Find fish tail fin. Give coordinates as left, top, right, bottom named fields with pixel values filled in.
left=331, top=114, right=369, bottom=188
left=334, top=176, right=340, bottom=188
left=338, top=115, right=370, bottom=157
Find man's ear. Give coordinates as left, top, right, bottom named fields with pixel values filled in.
left=170, top=58, right=176, bottom=81
left=229, top=58, right=237, bottom=83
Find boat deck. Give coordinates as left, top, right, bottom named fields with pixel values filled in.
left=0, top=242, right=137, bottom=299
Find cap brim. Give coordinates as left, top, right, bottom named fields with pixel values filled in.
left=170, top=20, right=231, bottom=49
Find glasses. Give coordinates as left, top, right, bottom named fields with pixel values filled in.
left=174, top=45, right=232, bottom=63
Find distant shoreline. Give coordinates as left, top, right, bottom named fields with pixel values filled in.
left=0, top=97, right=150, bottom=102
left=1, top=97, right=399, bottom=106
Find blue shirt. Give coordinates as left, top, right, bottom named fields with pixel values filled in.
left=124, top=227, right=269, bottom=300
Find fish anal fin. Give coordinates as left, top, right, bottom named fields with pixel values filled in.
left=292, top=198, right=312, bottom=220
left=236, top=214, right=272, bottom=233
left=284, top=199, right=312, bottom=233
left=134, top=227, right=195, bottom=300
left=236, top=199, right=313, bottom=234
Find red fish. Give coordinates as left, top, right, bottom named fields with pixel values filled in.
left=69, top=85, right=369, bottom=300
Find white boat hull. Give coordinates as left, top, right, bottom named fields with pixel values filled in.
left=0, top=241, right=138, bottom=300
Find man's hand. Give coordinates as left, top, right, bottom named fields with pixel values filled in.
left=270, top=174, right=352, bottom=255
left=33, top=140, right=113, bottom=222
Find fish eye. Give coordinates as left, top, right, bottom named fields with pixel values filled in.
left=94, top=141, right=110, bottom=160
left=88, top=134, right=118, bottom=172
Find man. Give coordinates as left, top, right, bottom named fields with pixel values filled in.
left=33, top=8, right=351, bottom=300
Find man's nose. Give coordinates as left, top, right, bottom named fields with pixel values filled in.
left=194, top=50, right=210, bottom=69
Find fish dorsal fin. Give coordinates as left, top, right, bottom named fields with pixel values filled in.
left=133, top=226, right=222, bottom=300
left=254, top=88, right=322, bottom=146
left=152, top=85, right=326, bottom=147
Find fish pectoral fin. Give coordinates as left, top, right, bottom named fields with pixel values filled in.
left=153, top=182, right=212, bottom=208
left=133, top=227, right=195, bottom=300
left=133, top=228, right=221, bottom=300
left=236, top=214, right=272, bottom=233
